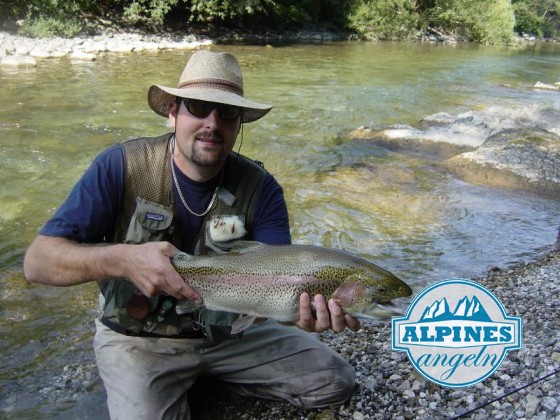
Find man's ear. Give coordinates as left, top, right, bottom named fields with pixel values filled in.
left=168, top=100, right=178, bottom=126
left=169, top=100, right=179, bottom=117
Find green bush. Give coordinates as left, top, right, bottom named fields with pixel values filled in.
left=123, top=0, right=179, bottom=27
left=473, top=0, right=515, bottom=44
left=345, top=0, right=420, bottom=40
left=8, top=0, right=87, bottom=37
left=193, top=0, right=270, bottom=21
left=271, top=2, right=313, bottom=28
left=512, top=0, right=560, bottom=38
left=513, top=1, right=545, bottom=36
left=19, top=16, right=83, bottom=37
left=429, top=0, right=515, bottom=44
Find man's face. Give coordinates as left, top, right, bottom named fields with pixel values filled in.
left=170, top=98, right=241, bottom=176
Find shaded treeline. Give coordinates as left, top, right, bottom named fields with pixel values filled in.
left=1, top=0, right=559, bottom=44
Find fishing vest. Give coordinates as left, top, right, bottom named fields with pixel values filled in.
left=99, top=133, right=267, bottom=342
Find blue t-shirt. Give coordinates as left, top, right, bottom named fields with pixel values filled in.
left=40, top=143, right=291, bottom=251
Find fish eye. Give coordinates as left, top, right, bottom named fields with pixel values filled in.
left=378, top=286, right=386, bottom=294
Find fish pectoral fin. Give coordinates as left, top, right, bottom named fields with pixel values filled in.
left=231, top=314, right=258, bottom=334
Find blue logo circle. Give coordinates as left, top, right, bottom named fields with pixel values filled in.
left=392, top=279, right=522, bottom=387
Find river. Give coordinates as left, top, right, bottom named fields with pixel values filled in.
left=1, top=41, right=559, bottom=418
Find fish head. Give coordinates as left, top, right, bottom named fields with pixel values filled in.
left=330, top=270, right=412, bottom=320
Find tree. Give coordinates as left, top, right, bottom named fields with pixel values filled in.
left=512, top=0, right=560, bottom=38
left=428, top=0, right=515, bottom=43
left=345, top=0, right=420, bottom=40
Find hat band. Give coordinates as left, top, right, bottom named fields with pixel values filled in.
left=178, top=78, right=244, bottom=96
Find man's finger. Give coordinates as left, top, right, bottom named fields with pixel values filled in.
left=345, top=314, right=361, bottom=332
left=328, top=299, right=346, bottom=333
left=313, top=294, right=331, bottom=332
left=172, top=274, right=202, bottom=303
left=296, top=293, right=315, bottom=331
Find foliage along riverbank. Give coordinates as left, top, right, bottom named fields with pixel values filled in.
left=2, top=0, right=560, bottom=45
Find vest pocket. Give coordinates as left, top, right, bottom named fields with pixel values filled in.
left=125, top=197, right=174, bottom=244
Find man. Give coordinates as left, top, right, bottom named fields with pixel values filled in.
left=24, top=50, right=359, bottom=419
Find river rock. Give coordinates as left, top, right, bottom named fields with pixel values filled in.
left=351, top=104, right=560, bottom=157
left=1, top=54, right=37, bottom=67
left=349, top=124, right=475, bottom=159
left=534, top=81, right=560, bottom=91
left=29, top=45, right=54, bottom=58
left=69, top=50, right=96, bottom=61
left=524, top=394, right=541, bottom=418
left=442, top=128, right=560, bottom=196
left=0, top=30, right=213, bottom=61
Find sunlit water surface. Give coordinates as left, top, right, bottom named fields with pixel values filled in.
left=1, top=41, right=559, bottom=417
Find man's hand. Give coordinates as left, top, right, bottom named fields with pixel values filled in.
left=121, top=242, right=202, bottom=303
left=295, top=293, right=361, bottom=333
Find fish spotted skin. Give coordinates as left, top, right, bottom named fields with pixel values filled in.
left=172, top=241, right=412, bottom=323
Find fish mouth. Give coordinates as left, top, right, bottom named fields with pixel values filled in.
left=375, top=301, right=406, bottom=317
left=351, top=301, right=407, bottom=321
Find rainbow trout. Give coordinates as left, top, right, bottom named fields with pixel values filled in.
left=173, top=241, right=412, bottom=333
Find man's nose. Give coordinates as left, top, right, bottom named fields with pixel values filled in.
left=203, top=108, right=220, bottom=127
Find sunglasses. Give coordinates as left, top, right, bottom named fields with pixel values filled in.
left=180, top=98, right=241, bottom=121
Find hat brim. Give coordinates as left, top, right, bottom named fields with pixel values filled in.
left=148, top=85, right=272, bottom=123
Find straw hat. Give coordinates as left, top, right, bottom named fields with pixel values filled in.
left=148, top=50, right=272, bottom=123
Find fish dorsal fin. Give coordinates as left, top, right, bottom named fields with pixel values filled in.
left=228, top=240, right=267, bottom=255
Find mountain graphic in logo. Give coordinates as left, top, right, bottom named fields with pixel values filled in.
left=419, top=296, right=492, bottom=322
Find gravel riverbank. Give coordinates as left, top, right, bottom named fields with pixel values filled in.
left=0, top=28, right=346, bottom=66
left=0, top=30, right=213, bottom=64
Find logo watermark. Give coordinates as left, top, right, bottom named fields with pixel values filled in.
left=392, top=279, right=522, bottom=387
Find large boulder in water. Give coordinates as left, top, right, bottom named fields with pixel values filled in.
left=442, top=128, right=560, bottom=196
left=350, top=105, right=560, bottom=160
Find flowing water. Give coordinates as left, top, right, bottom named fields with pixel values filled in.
left=1, top=41, right=559, bottom=417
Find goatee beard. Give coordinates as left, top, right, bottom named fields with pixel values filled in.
left=190, top=131, right=226, bottom=167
